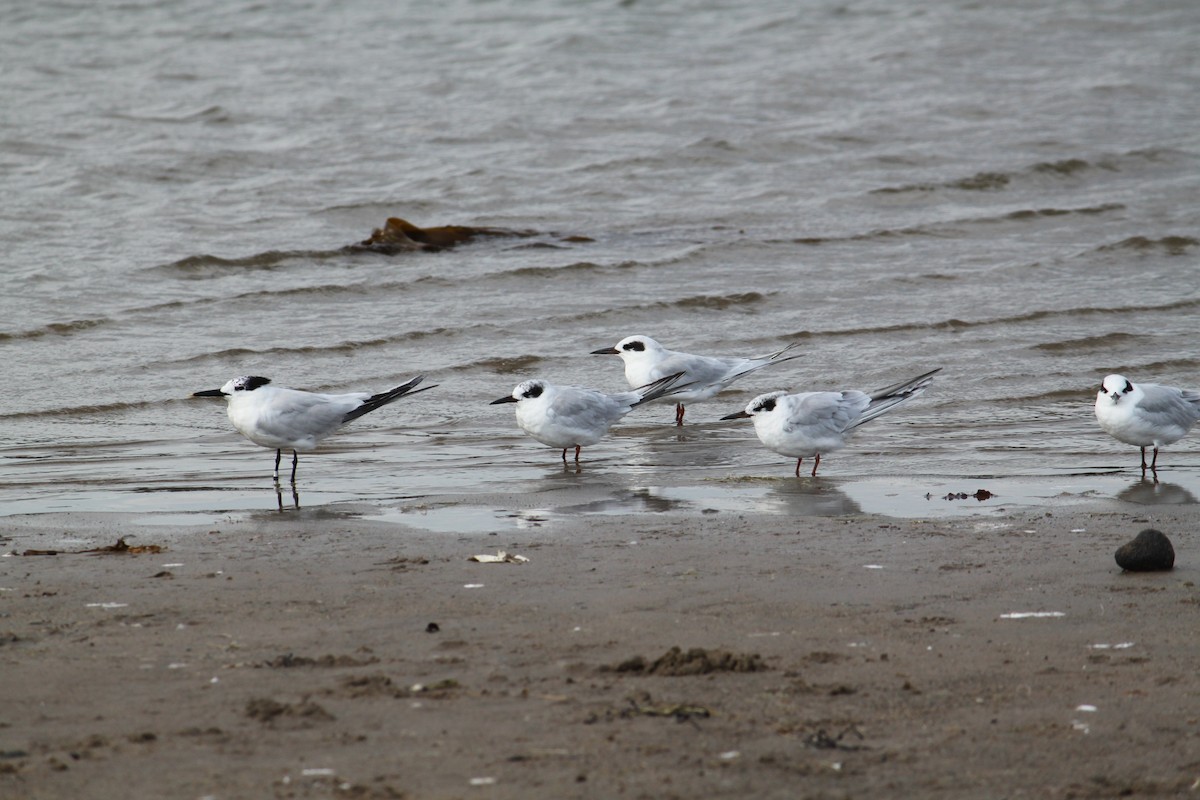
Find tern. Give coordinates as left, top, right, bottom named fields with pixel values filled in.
left=491, top=371, right=689, bottom=461
left=591, top=334, right=801, bottom=425
left=1095, top=373, right=1200, bottom=474
left=721, top=368, right=940, bottom=476
left=193, top=375, right=434, bottom=482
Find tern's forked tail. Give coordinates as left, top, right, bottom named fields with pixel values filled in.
left=631, top=371, right=692, bottom=407
left=852, top=367, right=942, bottom=429
left=759, top=339, right=803, bottom=364
left=342, top=375, right=436, bottom=423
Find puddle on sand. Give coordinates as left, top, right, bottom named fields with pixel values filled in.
left=5, top=470, right=1196, bottom=534
left=371, top=473, right=1200, bottom=534
left=369, top=472, right=1156, bottom=534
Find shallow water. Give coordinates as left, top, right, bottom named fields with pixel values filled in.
left=2, top=0, right=1199, bottom=523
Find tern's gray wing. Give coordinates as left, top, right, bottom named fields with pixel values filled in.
left=548, top=387, right=627, bottom=433
left=650, top=352, right=734, bottom=386
left=784, top=391, right=871, bottom=437
left=1136, top=384, right=1200, bottom=429
left=661, top=347, right=798, bottom=387
left=263, top=389, right=367, bottom=441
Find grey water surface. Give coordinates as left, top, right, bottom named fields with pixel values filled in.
left=2, top=0, right=1198, bottom=523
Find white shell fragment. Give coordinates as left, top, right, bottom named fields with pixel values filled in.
left=469, top=550, right=529, bottom=564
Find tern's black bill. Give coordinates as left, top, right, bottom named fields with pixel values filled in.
left=193, top=389, right=227, bottom=397
left=720, top=410, right=751, bottom=420
left=490, top=395, right=519, bottom=405
left=589, top=347, right=620, bottom=355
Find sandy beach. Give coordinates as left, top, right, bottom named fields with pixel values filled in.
left=2, top=488, right=1197, bottom=799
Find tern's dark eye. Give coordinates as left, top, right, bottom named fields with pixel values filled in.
left=756, top=398, right=777, bottom=413
left=1123, top=381, right=1133, bottom=394
left=1099, top=386, right=1108, bottom=394
left=623, top=340, right=645, bottom=352
left=523, top=384, right=544, bottom=399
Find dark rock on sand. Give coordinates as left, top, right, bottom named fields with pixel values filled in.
left=1114, top=529, right=1175, bottom=571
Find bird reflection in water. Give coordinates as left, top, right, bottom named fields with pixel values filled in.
left=1117, top=478, right=1197, bottom=506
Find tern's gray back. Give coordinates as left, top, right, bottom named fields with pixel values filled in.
left=1137, top=383, right=1200, bottom=428
left=657, top=352, right=739, bottom=385
left=267, top=389, right=362, bottom=438
left=786, top=391, right=871, bottom=436
left=553, top=387, right=628, bottom=425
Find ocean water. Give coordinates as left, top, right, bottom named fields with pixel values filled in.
left=2, top=0, right=1198, bottom=523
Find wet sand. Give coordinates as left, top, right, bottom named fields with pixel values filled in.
left=1, top=494, right=1197, bottom=799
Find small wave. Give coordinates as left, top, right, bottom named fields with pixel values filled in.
left=790, top=203, right=1126, bottom=246
left=788, top=229, right=932, bottom=246
left=1031, top=158, right=1096, bottom=176
left=507, top=261, right=604, bottom=278
left=869, top=148, right=1179, bottom=196
left=950, top=171, right=1011, bottom=191
left=507, top=236, right=597, bottom=252
left=0, top=316, right=111, bottom=342
left=154, top=250, right=334, bottom=277
left=1005, top=203, right=1124, bottom=220
left=455, top=354, right=545, bottom=375
left=0, top=398, right=165, bottom=421
left=668, top=292, right=769, bottom=310
left=503, top=260, right=635, bottom=280
left=153, top=217, right=559, bottom=277
left=891, top=273, right=961, bottom=285
left=111, top=105, right=231, bottom=124
left=129, top=277, right=455, bottom=317
left=1032, top=332, right=1145, bottom=353
left=1095, top=236, right=1198, bottom=256
left=569, top=291, right=776, bottom=323
left=991, top=387, right=1096, bottom=406
left=164, top=326, right=471, bottom=367
left=1132, top=357, right=1200, bottom=375
left=871, top=171, right=1010, bottom=194
left=785, top=298, right=1200, bottom=340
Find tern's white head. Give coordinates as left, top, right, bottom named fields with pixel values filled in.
left=194, top=375, right=272, bottom=400
left=721, top=391, right=789, bottom=421
left=491, top=379, right=548, bottom=405
left=743, top=391, right=789, bottom=417
left=592, top=335, right=667, bottom=361
left=1097, top=374, right=1137, bottom=406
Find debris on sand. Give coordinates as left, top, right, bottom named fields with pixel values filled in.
left=244, top=698, right=335, bottom=726
left=930, top=489, right=994, bottom=501
left=20, top=537, right=164, bottom=557
left=83, top=538, right=164, bottom=555
left=584, top=691, right=712, bottom=724
left=804, top=725, right=868, bottom=751
left=606, top=646, right=769, bottom=676
left=469, top=550, right=529, bottom=564
left=259, top=653, right=379, bottom=669
left=323, top=674, right=413, bottom=699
